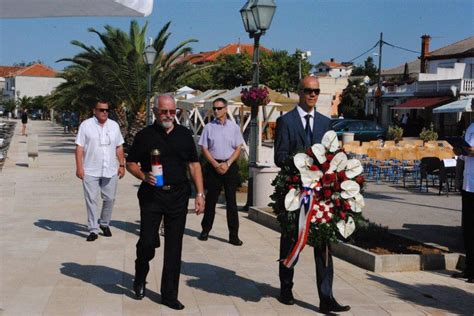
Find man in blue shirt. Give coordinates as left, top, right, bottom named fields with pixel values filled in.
left=198, top=98, right=245, bottom=246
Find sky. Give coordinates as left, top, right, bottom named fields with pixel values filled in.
left=0, top=0, right=473, bottom=72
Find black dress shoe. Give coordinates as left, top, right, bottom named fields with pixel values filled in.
left=229, top=237, right=243, bottom=246
left=198, top=231, right=209, bottom=241
left=133, top=281, right=146, bottom=299
left=86, top=232, right=98, bottom=241
left=161, top=298, right=185, bottom=310
left=100, top=225, right=112, bottom=237
left=319, top=299, right=351, bottom=314
left=467, top=277, right=474, bottom=283
left=278, top=291, right=295, bottom=305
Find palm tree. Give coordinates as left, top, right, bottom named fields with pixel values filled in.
left=53, top=20, right=197, bottom=147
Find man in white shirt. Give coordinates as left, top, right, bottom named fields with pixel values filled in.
left=453, top=122, right=474, bottom=283
left=75, top=100, right=125, bottom=241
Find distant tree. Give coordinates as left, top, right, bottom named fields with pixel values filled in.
left=212, top=53, right=253, bottom=89
left=338, top=79, right=367, bottom=119
left=13, top=60, right=44, bottom=67
left=351, top=56, right=378, bottom=81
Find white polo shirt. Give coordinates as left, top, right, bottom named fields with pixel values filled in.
left=75, top=116, right=124, bottom=178
left=463, top=123, right=474, bottom=192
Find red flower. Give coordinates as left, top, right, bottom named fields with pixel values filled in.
left=340, top=211, right=347, bottom=220
left=334, top=198, right=342, bottom=207
left=323, top=188, right=332, bottom=199
left=310, top=164, right=320, bottom=171
left=322, top=173, right=336, bottom=186
left=355, top=175, right=365, bottom=186
left=337, top=171, right=348, bottom=181
left=321, top=162, right=330, bottom=172
left=334, top=181, right=341, bottom=191
left=306, top=148, right=315, bottom=158
left=291, top=175, right=299, bottom=183
left=326, top=153, right=334, bottom=161
left=343, top=201, right=352, bottom=211
left=288, top=185, right=294, bottom=190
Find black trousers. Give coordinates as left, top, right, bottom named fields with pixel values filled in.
left=461, top=190, right=474, bottom=276
left=279, top=233, right=334, bottom=304
left=201, top=162, right=239, bottom=238
left=135, top=183, right=190, bottom=301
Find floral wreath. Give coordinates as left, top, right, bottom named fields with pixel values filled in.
left=270, top=130, right=365, bottom=268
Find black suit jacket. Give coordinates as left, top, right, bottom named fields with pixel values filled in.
left=274, top=107, right=331, bottom=167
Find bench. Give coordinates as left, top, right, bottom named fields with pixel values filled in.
left=27, top=135, right=39, bottom=168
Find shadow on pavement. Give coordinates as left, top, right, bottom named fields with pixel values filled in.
left=184, top=227, right=228, bottom=244
left=367, top=274, right=474, bottom=314
left=59, top=262, right=161, bottom=303
left=394, top=224, right=463, bottom=253
left=111, top=220, right=140, bottom=236
left=181, top=261, right=318, bottom=312
left=34, top=219, right=89, bottom=238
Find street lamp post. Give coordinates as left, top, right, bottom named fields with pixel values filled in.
left=143, top=40, right=157, bottom=126
left=298, top=51, right=311, bottom=80
left=240, top=0, right=276, bottom=208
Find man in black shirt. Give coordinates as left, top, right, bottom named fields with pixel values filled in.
left=126, top=95, right=205, bottom=310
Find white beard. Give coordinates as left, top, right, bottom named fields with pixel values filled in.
left=160, top=120, right=173, bottom=129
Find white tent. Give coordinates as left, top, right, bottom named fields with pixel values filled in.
left=0, top=0, right=153, bottom=18
left=203, top=86, right=252, bottom=109
left=177, top=89, right=226, bottom=110
left=433, top=97, right=473, bottom=113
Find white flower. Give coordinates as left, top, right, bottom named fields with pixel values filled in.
left=340, top=180, right=360, bottom=199
left=348, top=193, right=365, bottom=213
left=311, top=215, right=317, bottom=223
left=329, top=152, right=348, bottom=173
left=316, top=210, right=324, bottom=218
left=337, top=216, right=356, bottom=238
left=294, top=153, right=313, bottom=172
left=345, top=159, right=363, bottom=179
left=284, top=188, right=300, bottom=211
left=322, top=130, right=339, bottom=152
left=301, top=170, right=323, bottom=188
left=311, top=144, right=327, bottom=164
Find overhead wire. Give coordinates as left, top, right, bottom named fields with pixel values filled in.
left=347, top=41, right=379, bottom=62
left=383, top=41, right=420, bottom=54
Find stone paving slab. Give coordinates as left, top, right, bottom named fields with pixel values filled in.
left=0, top=120, right=473, bottom=315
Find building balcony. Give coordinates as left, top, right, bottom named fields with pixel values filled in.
left=416, top=78, right=474, bottom=95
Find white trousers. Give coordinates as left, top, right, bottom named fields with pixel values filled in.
left=83, top=174, right=118, bottom=233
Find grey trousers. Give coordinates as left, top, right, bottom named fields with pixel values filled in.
left=83, top=174, right=118, bottom=233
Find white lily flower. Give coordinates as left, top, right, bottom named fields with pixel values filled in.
left=294, top=153, right=313, bottom=173
left=311, top=144, right=327, bottom=164
left=340, top=180, right=360, bottom=199
left=301, top=169, right=323, bottom=189
left=284, top=188, right=300, bottom=211
left=329, top=152, right=348, bottom=173
left=322, top=130, right=339, bottom=152
left=345, top=159, right=363, bottom=178
left=348, top=193, right=365, bottom=213
left=337, top=216, right=356, bottom=238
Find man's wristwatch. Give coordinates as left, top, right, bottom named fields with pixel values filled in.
left=196, top=192, right=205, bottom=198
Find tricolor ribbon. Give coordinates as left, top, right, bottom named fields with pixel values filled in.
left=282, top=188, right=316, bottom=268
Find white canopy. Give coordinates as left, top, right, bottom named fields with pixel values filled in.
left=0, top=0, right=153, bottom=18
left=176, top=89, right=226, bottom=110
left=203, top=85, right=252, bottom=109
left=432, top=97, right=473, bottom=113
left=176, top=86, right=195, bottom=93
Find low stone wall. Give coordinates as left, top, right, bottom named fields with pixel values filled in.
left=249, top=207, right=465, bottom=272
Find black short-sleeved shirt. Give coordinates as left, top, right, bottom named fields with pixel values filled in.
left=127, top=123, right=198, bottom=185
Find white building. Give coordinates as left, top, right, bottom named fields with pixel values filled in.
left=314, top=58, right=353, bottom=78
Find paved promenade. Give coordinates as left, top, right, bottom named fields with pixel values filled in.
left=1, top=119, right=473, bottom=315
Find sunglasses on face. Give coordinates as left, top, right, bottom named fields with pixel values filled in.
left=212, top=106, right=226, bottom=111
left=303, top=88, right=321, bottom=95
left=157, top=109, right=177, bottom=115
left=96, top=108, right=110, bottom=113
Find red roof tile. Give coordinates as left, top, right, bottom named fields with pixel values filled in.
left=185, top=43, right=271, bottom=64
left=0, top=66, right=25, bottom=77
left=8, top=64, right=57, bottom=77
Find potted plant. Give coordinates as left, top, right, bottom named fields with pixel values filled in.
left=240, top=86, right=270, bottom=108
left=419, top=123, right=438, bottom=145
left=387, top=125, right=404, bottom=144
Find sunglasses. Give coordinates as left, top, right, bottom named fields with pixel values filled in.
left=303, top=88, right=321, bottom=95
left=212, top=106, right=226, bottom=111
left=96, top=108, right=110, bottom=113
left=157, top=109, right=177, bottom=115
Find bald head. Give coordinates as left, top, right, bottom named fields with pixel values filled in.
left=298, top=75, right=320, bottom=112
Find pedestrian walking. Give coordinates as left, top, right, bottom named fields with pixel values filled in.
left=74, top=100, right=125, bottom=242
left=126, top=95, right=205, bottom=310
left=21, top=109, right=28, bottom=136
left=197, top=97, right=245, bottom=246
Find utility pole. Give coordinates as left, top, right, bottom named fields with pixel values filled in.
left=375, top=32, right=383, bottom=123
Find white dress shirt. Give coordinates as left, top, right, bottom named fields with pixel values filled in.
left=463, top=123, right=474, bottom=192
left=296, top=105, right=315, bottom=131
left=75, top=116, right=124, bottom=178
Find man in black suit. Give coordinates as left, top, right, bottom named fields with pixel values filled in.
left=274, top=75, right=350, bottom=313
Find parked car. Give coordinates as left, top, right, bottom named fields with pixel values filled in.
left=30, top=111, right=42, bottom=120
left=332, top=119, right=387, bottom=142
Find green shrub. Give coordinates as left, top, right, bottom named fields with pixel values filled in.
left=387, top=125, right=404, bottom=142
left=236, top=156, right=249, bottom=187
left=419, top=123, right=438, bottom=142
